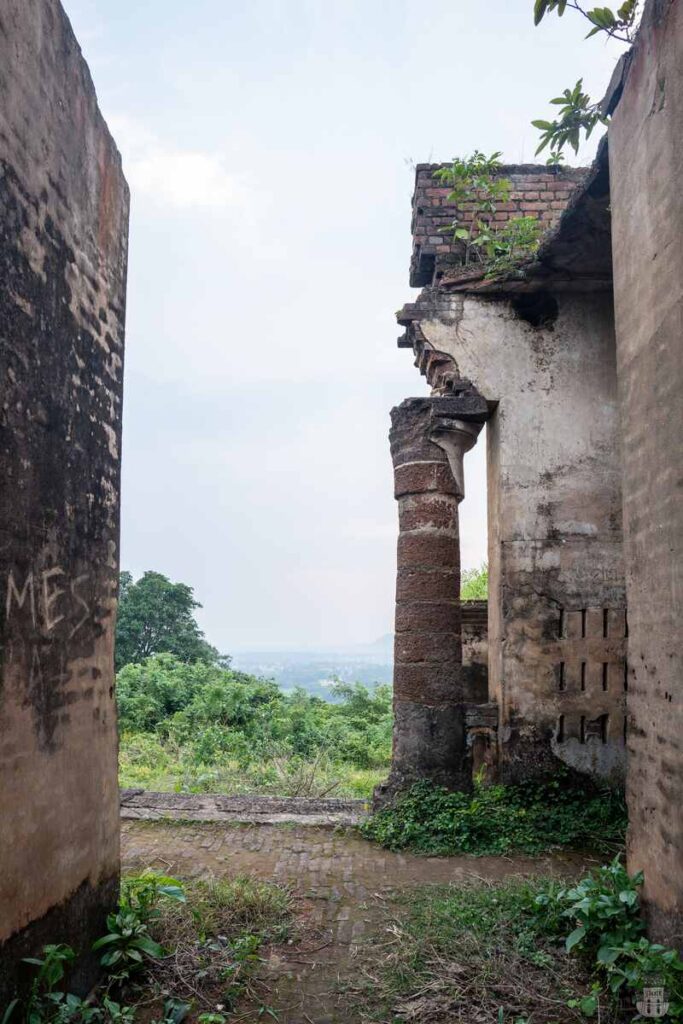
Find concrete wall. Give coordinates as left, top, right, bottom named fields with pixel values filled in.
left=416, top=291, right=627, bottom=781
left=609, top=0, right=683, bottom=948
left=0, top=0, right=129, bottom=997
left=461, top=600, right=488, bottom=703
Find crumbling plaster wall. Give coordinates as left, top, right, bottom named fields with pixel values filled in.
left=608, top=0, right=683, bottom=948
left=0, top=0, right=129, bottom=998
left=417, top=291, right=626, bottom=781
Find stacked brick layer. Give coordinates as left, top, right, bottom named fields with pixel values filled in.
left=410, top=163, right=587, bottom=286
left=388, top=398, right=469, bottom=791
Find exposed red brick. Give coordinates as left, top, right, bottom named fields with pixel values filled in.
left=395, top=602, right=461, bottom=634
left=395, top=630, right=462, bottom=666
left=394, top=462, right=458, bottom=498
left=398, top=532, right=460, bottom=568
left=396, top=567, right=459, bottom=602
left=398, top=495, right=458, bottom=532
left=393, top=663, right=465, bottom=705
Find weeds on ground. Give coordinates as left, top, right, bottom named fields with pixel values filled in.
left=352, top=858, right=683, bottom=1024
left=119, top=731, right=384, bottom=799
left=5, top=872, right=294, bottom=1024
left=146, top=875, right=294, bottom=1011
left=359, top=771, right=627, bottom=856
left=351, top=876, right=590, bottom=1024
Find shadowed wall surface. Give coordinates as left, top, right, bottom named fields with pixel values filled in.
left=0, top=0, right=129, bottom=997
left=609, top=0, right=683, bottom=950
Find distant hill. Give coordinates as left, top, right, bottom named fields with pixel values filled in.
left=230, top=640, right=393, bottom=701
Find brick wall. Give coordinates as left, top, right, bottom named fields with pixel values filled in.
left=410, top=164, right=587, bottom=287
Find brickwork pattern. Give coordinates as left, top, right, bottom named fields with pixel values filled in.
left=122, top=820, right=589, bottom=1024
left=608, top=0, right=683, bottom=948
left=386, top=398, right=468, bottom=792
left=410, top=163, right=586, bottom=286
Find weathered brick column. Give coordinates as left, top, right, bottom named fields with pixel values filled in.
left=380, top=394, right=485, bottom=798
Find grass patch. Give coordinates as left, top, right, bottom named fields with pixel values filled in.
left=119, top=731, right=384, bottom=798
left=352, top=877, right=608, bottom=1024
left=152, top=875, right=293, bottom=947
left=352, top=859, right=683, bottom=1024
left=360, top=773, right=627, bottom=856
left=6, top=873, right=297, bottom=1022
left=142, top=875, right=295, bottom=1013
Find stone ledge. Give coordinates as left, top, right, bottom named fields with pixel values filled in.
left=119, top=789, right=368, bottom=827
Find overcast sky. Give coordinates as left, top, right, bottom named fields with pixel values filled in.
left=63, top=0, right=624, bottom=652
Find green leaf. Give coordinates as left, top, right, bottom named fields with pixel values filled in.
left=580, top=994, right=598, bottom=1016
left=92, top=933, right=121, bottom=950
left=618, top=0, right=637, bottom=21
left=534, top=0, right=549, bottom=24
left=531, top=120, right=553, bottom=129
left=1, top=1000, right=19, bottom=1024
left=133, top=934, right=165, bottom=957
left=158, top=883, right=186, bottom=903
left=454, top=228, right=470, bottom=240
left=566, top=926, right=587, bottom=951
left=101, top=949, right=123, bottom=967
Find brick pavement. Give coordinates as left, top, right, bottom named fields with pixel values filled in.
left=122, top=820, right=591, bottom=1024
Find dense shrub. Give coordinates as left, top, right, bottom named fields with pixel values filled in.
left=359, top=772, right=628, bottom=855
left=117, top=655, right=392, bottom=798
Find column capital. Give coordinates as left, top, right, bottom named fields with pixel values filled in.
left=429, top=416, right=483, bottom=502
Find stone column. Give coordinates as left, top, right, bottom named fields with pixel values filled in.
left=381, top=395, right=484, bottom=798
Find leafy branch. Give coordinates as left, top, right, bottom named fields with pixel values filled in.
left=533, top=79, right=607, bottom=155
left=534, top=0, right=640, bottom=43
left=532, top=2, right=640, bottom=155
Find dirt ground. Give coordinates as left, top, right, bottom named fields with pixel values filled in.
left=121, top=820, right=594, bottom=1024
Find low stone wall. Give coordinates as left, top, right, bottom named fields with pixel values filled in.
left=120, top=790, right=368, bottom=827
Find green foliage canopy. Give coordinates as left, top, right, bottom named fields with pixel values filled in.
left=461, top=562, right=488, bottom=601
left=531, top=1, right=640, bottom=156
left=117, top=655, right=393, bottom=792
left=115, top=571, right=219, bottom=671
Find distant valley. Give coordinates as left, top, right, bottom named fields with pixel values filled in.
left=230, top=635, right=393, bottom=700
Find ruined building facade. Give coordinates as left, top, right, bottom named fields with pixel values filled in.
left=384, top=0, right=682, bottom=948
left=0, top=0, right=129, bottom=998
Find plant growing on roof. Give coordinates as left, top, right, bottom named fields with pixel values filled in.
left=434, top=151, right=542, bottom=276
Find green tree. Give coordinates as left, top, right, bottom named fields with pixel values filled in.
left=115, top=571, right=219, bottom=671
